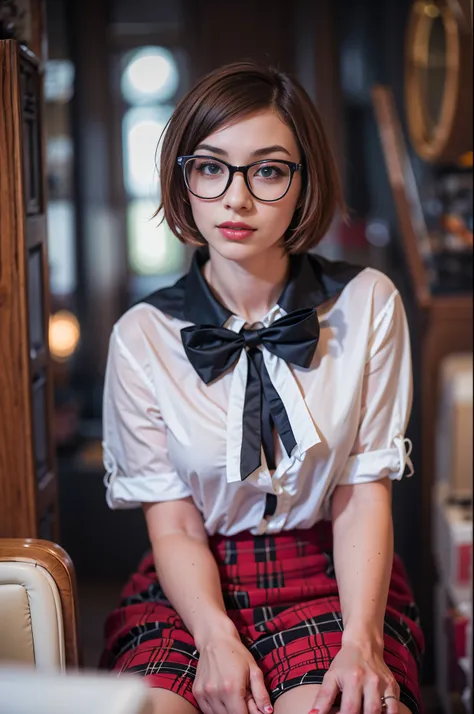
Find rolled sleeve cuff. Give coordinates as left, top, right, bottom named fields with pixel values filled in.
left=339, top=437, right=414, bottom=485
left=103, top=443, right=192, bottom=509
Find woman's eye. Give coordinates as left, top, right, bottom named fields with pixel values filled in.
left=196, top=162, right=222, bottom=175
left=255, top=164, right=284, bottom=179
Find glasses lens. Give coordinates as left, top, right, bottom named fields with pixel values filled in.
left=184, top=158, right=229, bottom=198
left=248, top=161, right=292, bottom=201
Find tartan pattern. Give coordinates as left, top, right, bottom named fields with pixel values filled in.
left=101, top=522, right=424, bottom=713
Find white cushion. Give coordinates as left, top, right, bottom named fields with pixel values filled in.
left=0, top=561, right=65, bottom=669
left=0, top=667, right=152, bottom=714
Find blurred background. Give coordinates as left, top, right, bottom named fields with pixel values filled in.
left=0, top=0, right=472, bottom=711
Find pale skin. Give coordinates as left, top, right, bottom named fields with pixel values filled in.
left=142, top=110, right=415, bottom=714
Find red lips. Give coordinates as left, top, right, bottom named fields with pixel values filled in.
left=217, top=221, right=255, bottom=230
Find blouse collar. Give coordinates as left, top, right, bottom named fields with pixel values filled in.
left=182, top=246, right=360, bottom=328
left=139, top=245, right=363, bottom=329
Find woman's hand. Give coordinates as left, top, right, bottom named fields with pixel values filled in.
left=193, top=632, right=273, bottom=714
left=308, top=642, right=400, bottom=714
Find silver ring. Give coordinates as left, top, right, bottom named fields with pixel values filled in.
left=381, top=695, right=398, bottom=707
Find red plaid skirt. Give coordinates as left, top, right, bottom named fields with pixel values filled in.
left=101, top=522, right=424, bottom=713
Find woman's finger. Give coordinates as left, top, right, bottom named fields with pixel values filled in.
left=224, top=689, right=252, bottom=714
left=197, top=697, right=217, bottom=714
left=249, top=667, right=273, bottom=713
left=363, top=675, right=382, bottom=714
left=339, top=672, right=363, bottom=714
left=309, top=672, right=340, bottom=714
left=246, top=696, right=261, bottom=714
left=382, top=690, right=400, bottom=714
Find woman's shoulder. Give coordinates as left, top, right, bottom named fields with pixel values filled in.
left=316, top=263, right=401, bottom=326
left=336, top=267, right=399, bottom=314
left=114, top=301, right=156, bottom=336
left=349, top=266, right=399, bottom=304
left=113, top=272, right=191, bottom=346
left=111, top=300, right=179, bottom=357
left=310, top=252, right=398, bottom=309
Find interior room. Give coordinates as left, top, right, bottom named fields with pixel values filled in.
left=0, top=0, right=472, bottom=712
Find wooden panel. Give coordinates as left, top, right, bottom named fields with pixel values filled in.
left=0, top=41, right=37, bottom=538
left=0, top=40, right=56, bottom=540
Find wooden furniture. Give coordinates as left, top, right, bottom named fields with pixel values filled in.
left=0, top=0, right=48, bottom=65
left=372, top=84, right=473, bottom=652
left=0, top=538, right=80, bottom=668
left=0, top=39, right=57, bottom=540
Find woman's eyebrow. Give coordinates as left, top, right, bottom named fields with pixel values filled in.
left=251, top=145, right=291, bottom=157
left=194, top=143, right=291, bottom=157
left=195, top=143, right=226, bottom=155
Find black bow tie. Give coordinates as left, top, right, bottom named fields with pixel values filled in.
left=181, top=308, right=320, bottom=480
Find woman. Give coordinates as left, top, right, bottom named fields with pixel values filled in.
left=101, top=62, right=424, bottom=714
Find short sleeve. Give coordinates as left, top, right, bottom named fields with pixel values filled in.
left=338, top=289, right=414, bottom=485
left=102, top=327, right=192, bottom=509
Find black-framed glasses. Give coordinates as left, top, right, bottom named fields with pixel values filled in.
left=177, top=155, right=303, bottom=202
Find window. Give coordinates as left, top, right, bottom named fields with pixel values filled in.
left=121, top=46, right=179, bottom=104
left=121, top=46, right=185, bottom=286
left=45, top=58, right=76, bottom=297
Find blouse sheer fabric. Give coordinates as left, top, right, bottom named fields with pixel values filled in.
left=102, top=266, right=414, bottom=536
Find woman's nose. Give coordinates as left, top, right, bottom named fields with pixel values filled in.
left=223, top=172, right=253, bottom=211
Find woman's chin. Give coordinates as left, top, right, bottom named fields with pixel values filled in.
left=206, top=235, right=280, bottom=264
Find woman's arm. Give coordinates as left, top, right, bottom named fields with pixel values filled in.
left=143, top=498, right=235, bottom=648
left=309, top=481, right=400, bottom=714
left=309, top=285, right=413, bottom=714
left=144, top=499, right=273, bottom=714
left=331, top=478, right=393, bottom=651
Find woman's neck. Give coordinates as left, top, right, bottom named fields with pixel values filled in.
left=204, top=246, right=289, bottom=324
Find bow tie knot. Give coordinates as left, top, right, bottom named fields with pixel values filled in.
left=242, top=329, right=263, bottom=351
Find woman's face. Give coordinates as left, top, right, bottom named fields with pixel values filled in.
left=186, top=109, right=302, bottom=263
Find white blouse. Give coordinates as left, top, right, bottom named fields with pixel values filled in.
left=102, top=251, right=414, bottom=536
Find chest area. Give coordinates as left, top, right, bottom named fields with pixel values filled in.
left=150, top=316, right=364, bottom=475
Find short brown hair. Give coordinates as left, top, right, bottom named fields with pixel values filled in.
left=157, top=61, right=345, bottom=253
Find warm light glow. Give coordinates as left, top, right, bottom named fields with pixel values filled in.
left=424, top=3, right=440, bottom=18
left=459, top=151, right=473, bottom=167
left=49, top=311, right=80, bottom=361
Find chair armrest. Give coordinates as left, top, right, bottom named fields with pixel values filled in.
left=0, top=539, right=80, bottom=668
